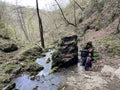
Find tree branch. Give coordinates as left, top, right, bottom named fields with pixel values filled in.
left=55, top=0, right=77, bottom=27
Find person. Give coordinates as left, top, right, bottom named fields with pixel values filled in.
left=80, top=42, right=94, bottom=71
left=85, top=48, right=94, bottom=71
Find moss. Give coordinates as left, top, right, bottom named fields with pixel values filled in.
left=27, top=63, right=44, bottom=75
left=49, top=66, right=59, bottom=74
left=3, top=82, right=16, bottom=90
left=19, top=46, right=43, bottom=61
left=107, top=46, right=120, bottom=56
left=93, top=51, right=101, bottom=60
left=0, top=75, right=11, bottom=84
left=46, top=58, right=51, bottom=63
left=41, top=53, right=46, bottom=57
left=95, top=35, right=120, bottom=56
left=4, top=63, right=19, bottom=73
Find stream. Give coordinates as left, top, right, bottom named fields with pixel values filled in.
left=12, top=49, right=84, bottom=90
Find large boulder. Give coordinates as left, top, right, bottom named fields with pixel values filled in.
left=0, top=43, right=18, bottom=53
left=52, top=35, right=78, bottom=69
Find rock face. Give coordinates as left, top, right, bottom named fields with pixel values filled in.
left=0, top=43, right=18, bottom=53
left=52, top=35, right=78, bottom=68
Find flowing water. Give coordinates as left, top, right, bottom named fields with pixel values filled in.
left=13, top=49, right=84, bottom=90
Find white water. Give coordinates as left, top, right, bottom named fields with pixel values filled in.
left=36, top=49, right=54, bottom=76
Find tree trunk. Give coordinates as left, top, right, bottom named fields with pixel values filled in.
left=16, top=7, right=29, bottom=41
left=36, top=0, right=45, bottom=48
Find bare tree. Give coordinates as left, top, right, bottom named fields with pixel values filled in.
left=16, top=7, right=29, bottom=41
left=54, top=0, right=77, bottom=27
left=36, top=0, right=45, bottom=48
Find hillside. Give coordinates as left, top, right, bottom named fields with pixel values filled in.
left=59, top=0, right=120, bottom=89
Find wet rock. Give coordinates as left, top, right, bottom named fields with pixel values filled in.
left=33, top=86, right=38, bottom=90
left=0, top=43, right=18, bottom=53
left=46, top=58, right=51, bottom=63
left=36, top=76, right=40, bottom=81
left=52, top=35, right=78, bottom=69
left=25, top=63, right=44, bottom=75
left=30, top=76, right=35, bottom=80
left=3, top=82, right=16, bottom=90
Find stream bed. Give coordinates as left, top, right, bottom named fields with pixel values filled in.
left=12, top=49, right=84, bottom=90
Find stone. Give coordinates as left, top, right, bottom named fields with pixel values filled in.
left=114, top=67, right=120, bottom=79
left=19, top=46, right=43, bottom=61
left=30, top=76, right=35, bottom=80
left=36, top=76, right=40, bottom=81
left=3, top=82, right=16, bottom=90
left=46, top=58, right=51, bottom=63
left=52, top=35, right=78, bottom=69
left=0, top=43, right=18, bottom=53
left=64, top=73, right=108, bottom=90
left=101, top=65, right=115, bottom=76
left=25, top=63, right=44, bottom=75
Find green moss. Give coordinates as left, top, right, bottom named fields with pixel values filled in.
left=27, top=63, right=44, bottom=75
left=41, top=53, right=46, bottom=57
left=0, top=76, right=7, bottom=83
left=49, top=66, right=59, bottom=74
left=93, top=51, right=101, bottom=60
left=4, top=63, right=19, bottom=73
left=19, top=46, right=43, bottom=61
left=95, top=35, right=120, bottom=56
left=107, top=46, right=120, bottom=56
left=46, top=58, right=51, bottom=63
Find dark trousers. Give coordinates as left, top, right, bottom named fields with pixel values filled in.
left=85, top=60, right=92, bottom=71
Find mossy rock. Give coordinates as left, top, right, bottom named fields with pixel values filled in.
left=19, top=46, right=43, bottom=61
left=46, top=58, right=51, bottom=63
left=0, top=43, right=18, bottom=53
left=41, top=53, right=46, bottom=57
left=49, top=66, right=59, bottom=74
left=25, top=63, right=44, bottom=75
left=52, top=35, right=78, bottom=69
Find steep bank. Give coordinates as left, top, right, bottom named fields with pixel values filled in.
left=59, top=0, right=120, bottom=90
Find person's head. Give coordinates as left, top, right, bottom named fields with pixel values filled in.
left=84, top=41, right=93, bottom=49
